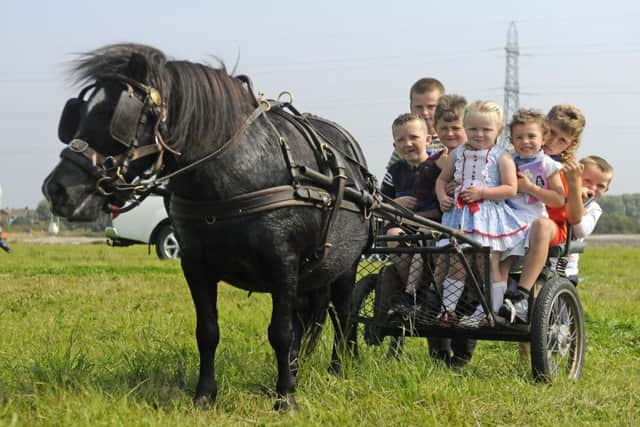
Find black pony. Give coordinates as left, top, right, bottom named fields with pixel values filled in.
left=43, top=44, right=376, bottom=409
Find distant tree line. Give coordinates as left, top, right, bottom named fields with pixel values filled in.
left=596, top=193, right=640, bottom=234
left=3, top=195, right=640, bottom=235
left=3, top=199, right=110, bottom=234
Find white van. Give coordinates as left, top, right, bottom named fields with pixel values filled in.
left=105, top=195, right=180, bottom=259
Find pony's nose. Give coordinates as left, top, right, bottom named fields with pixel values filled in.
left=42, top=176, right=68, bottom=209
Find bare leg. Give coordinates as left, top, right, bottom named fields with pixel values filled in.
left=406, top=253, right=423, bottom=299
left=490, top=250, right=507, bottom=312
left=518, top=218, right=557, bottom=292
left=442, top=256, right=465, bottom=314
left=387, top=227, right=411, bottom=283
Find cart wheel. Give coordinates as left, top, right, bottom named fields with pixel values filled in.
left=530, top=276, right=586, bottom=381
left=351, top=273, right=379, bottom=349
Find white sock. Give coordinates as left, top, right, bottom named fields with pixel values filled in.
left=442, top=278, right=465, bottom=312
left=492, top=281, right=507, bottom=313
left=473, top=304, right=485, bottom=317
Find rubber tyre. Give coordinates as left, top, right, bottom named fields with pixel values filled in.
left=155, top=225, right=180, bottom=260
left=530, top=276, right=586, bottom=382
left=351, top=273, right=379, bottom=348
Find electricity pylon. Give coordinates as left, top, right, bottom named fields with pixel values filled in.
left=501, top=21, right=520, bottom=147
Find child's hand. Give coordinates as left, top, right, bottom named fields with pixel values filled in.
left=394, top=196, right=417, bottom=210
left=517, top=172, right=534, bottom=194
left=439, top=194, right=454, bottom=211
left=581, top=187, right=594, bottom=202
left=445, top=180, right=457, bottom=197
left=460, top=186, right=484, bottom=203
left=563, top=160, right=584, bottom=189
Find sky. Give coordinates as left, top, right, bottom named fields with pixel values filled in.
left=1, top=0, right=639, bottom=208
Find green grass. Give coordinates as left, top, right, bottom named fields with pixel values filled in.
left=1, top=244, right=639, bottom=426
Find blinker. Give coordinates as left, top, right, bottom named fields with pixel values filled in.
left=110, top=90, right=145, bottom=146
left=57, top=84, right=97, bottom=144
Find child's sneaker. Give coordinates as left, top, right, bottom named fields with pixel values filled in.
left=499, top=289, right=530, bottom=324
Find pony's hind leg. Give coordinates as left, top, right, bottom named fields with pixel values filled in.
left=183, top=259, right=220, bottom=407
left=269, top=284, right=299, bottom=411
left=328, top=265, right=358, bottom=375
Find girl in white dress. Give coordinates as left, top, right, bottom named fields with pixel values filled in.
left=435, top=101, right=527, bottom=320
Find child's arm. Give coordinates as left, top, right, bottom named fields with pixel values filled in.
left=563, top=159, right=585, bottom=225
left=460, top=152, right=517, bottom=202
left=435, top=155, right=457, bottom=197
left=518, top=170, right=565, bottom=207
left=436, top=155, right=456, bottom=211
left=573, top=202, right=603, bottom=239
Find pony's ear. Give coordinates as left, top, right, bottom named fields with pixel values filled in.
left=128, top=53, right=149, bottom=83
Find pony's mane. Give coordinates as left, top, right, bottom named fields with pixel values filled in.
left=70, top=43, right=252, bottom=153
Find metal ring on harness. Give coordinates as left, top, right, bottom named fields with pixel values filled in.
left=277, top=91, right=294, bottom=104
left=259, top=98, right=272, bottom=111
left=96, top=176, right=115, bottom=196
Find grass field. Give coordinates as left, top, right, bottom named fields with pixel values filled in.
left=1, top=243, right=639, bottom=426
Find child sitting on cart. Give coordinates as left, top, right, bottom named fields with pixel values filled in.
left=435, top=100, right=528, bottom=320
left=381, top=98, right=479, bottom=365
left=548, top=155, right=613, bottom=285
left=381, top=112, right=442, bottom=286
left=499, top=105, right=587, bottom=323
left=498, top=109, right=566, bottom=283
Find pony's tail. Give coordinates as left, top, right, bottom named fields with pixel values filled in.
left=299, top=288, right=330, bottom=359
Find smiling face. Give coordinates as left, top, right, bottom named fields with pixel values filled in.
left=510, top=122, right=545, bottom=159
left=581, top=163, right=611, bottom=200
left=464, top=112, right=501, bottom=151
left=392, top=119, right=431, bottom=165
left=435, top=117, right=466, bottom=151
left=543, top=124, right=576, bottom=157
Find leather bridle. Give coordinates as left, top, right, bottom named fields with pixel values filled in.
left=58, top=74, right=175, bottom=203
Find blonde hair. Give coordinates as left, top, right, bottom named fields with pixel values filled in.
left=547, top=104, right=586, bottom=163
left=509, top=108, right=550, bottom=138
left=391, top=112, right=428, bottom=135
left=434, top=94, right=467, bottom=125
left=580, top=155, right=613, bottom=184
left=464, top=100, right=504, bottom=130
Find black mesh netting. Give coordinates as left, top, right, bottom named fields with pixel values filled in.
left=356, top=232, right=492, bottom=331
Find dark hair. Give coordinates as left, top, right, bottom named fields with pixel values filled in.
left=409, top=77, right=445, bottom=100
left=391, top=112, right=427, bottom=133
left=509, top=108, right=549, bottom=137
left=434, top=94, right=467, bottom=124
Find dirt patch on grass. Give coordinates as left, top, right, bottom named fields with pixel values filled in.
left=585, top=234, right=640, bottom=247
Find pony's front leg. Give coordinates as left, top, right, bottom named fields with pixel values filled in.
left=183, top=259, right=220, bottom=407
left=269, top=285, right=298, bottom=411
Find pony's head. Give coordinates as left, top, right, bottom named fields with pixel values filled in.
left=43, top=44, right=171, bottom=221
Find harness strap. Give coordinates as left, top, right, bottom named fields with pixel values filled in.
left=169, top=185, right=362, bottom=222
left=314, top=145, right=348, bottom=259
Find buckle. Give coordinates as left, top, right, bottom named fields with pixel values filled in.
left=69, top=139, right=89, bottom=153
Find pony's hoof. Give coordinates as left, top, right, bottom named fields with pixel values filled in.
left=273, top=394, right=298, bottom=411
left=193, top=394, right=215, bottom=408
left=328, top=361, right=342, bottom=376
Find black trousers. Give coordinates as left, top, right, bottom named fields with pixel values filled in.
left=428, top=336, right=477, bottom=362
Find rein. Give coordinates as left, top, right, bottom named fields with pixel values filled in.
left=110, top=98, right=275, bottom=197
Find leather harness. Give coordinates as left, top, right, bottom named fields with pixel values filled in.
left=169, top=99, right=381, bottom=261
